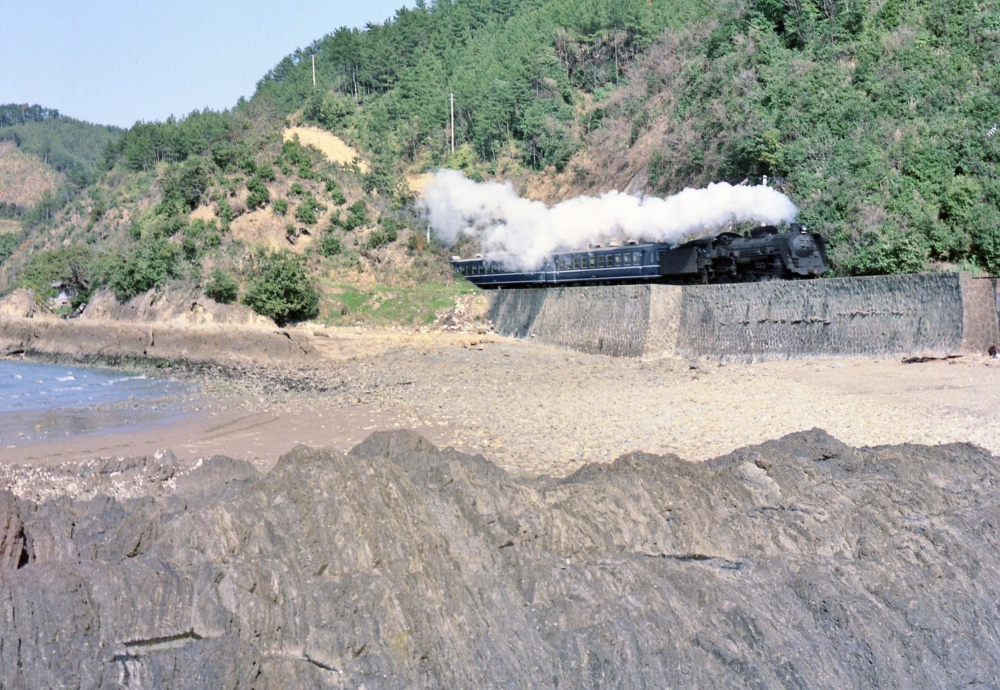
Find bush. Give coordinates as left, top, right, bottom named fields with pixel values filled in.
left=0, top=232, right=20, bottom=266
left=273, top=198, right=288, bottom=215
left=842, top=231, right=929, bottom=276
left=242, top=250, right=319, bottom=325
left=325, top=178, right=347, bottom=205
left=282, top=138, right=308, bottom=167
left=294, top=194, right=326, bottom=225
left=159, top=156, right=216, bottom=212
left=205, top=268, right=238, bottom=304
left=246, top=175, right=270, bottom=210
left=320, top=233, right=342, bottom=257
left=342, top=200, right=367, bottom=231
left=257, top=163, right=276, bottom=182
left=289, top=182, right=305, bottom=196
left=110, top=239, right=179, bottom=300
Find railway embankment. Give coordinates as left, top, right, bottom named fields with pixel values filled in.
left=491, top=272, right=1000, bottom=360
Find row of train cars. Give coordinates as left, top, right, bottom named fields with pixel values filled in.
left=450, top=224, right=831, bottom=288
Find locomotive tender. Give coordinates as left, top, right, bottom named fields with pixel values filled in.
left=451, top=224, right=830, bottom=288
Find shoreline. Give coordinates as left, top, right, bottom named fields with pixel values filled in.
left=1, top=315, right=999, bottom=480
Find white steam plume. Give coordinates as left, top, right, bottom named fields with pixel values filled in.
left=421, top=169, right=798, bottom=269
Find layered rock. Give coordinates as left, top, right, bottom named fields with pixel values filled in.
left=1, top=430, right=998, bottom=687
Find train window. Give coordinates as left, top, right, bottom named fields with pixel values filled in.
left=596, top=255, right=604, bottom=268
left=615, top=254, right=622, bottom=266
left=624, top=253, right=631, bottom=265
left=634, top=252, right=641, bottom=264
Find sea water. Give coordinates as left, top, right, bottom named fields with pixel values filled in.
left=0, top=360, right=194, bottom=447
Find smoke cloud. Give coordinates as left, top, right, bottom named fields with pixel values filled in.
left=421, top=169, right=798, bottom=269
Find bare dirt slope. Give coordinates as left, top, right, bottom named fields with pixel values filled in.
left=0, top=428, right=998, bottom=687
left=0, top=141, right=63, bottom=207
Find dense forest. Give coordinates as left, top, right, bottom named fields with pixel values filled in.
left=5, top=0, right=1000, bottom=326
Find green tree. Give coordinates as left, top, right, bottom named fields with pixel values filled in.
left=242, top=250, right=319, bottom=325
left=205, top=268, right=239, bottom=304
left=110, top=239, right=179, bottom=300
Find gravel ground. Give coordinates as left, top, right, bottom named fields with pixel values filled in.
left=168, top=335, right=1000, bottom=478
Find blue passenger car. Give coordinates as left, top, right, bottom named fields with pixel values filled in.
left=450, top=225, right=830, bottom=288
left=450, top=243, right=667, bottom=288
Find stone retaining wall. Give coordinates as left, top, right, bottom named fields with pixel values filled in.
left=490, top=273, right=999, bottom=360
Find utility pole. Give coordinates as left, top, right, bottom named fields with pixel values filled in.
left=449, top=93, right=455, bottom=155
left=312, top=55, right=316, bottom=88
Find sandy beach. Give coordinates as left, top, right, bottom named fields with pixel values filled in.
left=3, top=328, right=999, bottom=477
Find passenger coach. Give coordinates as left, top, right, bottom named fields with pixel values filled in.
left=451, top=224, right=831, bottom=288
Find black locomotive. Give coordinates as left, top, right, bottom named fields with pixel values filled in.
left=450, top=223, right=830, bottom=288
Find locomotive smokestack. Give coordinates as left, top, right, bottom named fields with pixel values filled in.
left=421, top=170, right=799, bottom=270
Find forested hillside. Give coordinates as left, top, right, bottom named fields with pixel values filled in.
left=0, top=105, right=122, bottom=185
left=3, top=0, right=999, bottom=328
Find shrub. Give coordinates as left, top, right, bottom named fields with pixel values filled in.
left=294, top=194, right=326, bottom=225
left=342, top=200, right=367, bottom=231
left=218, top=198, right=233, bottom=224
left=282, top=138, right=308, bottom=167
left=273, top=198, right=288, bottom=216
left=366, top=228, right=395, bottom=249
left=242, top=250, right=319, bottom=325
left=289, top=182, right=305, bottom=196
left=246, top=176, right=269, bottom=210
left=257, top=163, right=276, bottom=182
left=159, top=156, right=216, bottom=212
left=205, top=268, right=238, bottom=304
left=320, top=233, right=342, bottom=257
left=842, top=231, right=929, bottom=276
left=325, top=178, right=347, bottom=205
left=0, top=232, right=20, bottom=266
left=110, top=238, right=179, bottom=300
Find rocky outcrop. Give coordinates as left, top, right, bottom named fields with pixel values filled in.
left=81, top=286, right=273, bottom=327
left=1, top=429, right=998, bottom=687
left=0, top=288, right=55, bottom=320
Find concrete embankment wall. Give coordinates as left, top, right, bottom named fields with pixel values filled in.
left=491, top=273, right=999, bottom=360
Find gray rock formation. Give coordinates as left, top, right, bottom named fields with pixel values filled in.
left=1, top=429, right=998, bottom=688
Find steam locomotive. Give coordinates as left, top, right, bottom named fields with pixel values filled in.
left=450, top=224, right=830, bottom=288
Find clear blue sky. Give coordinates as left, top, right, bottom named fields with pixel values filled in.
left=1, top=0, right=413, bottom=128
